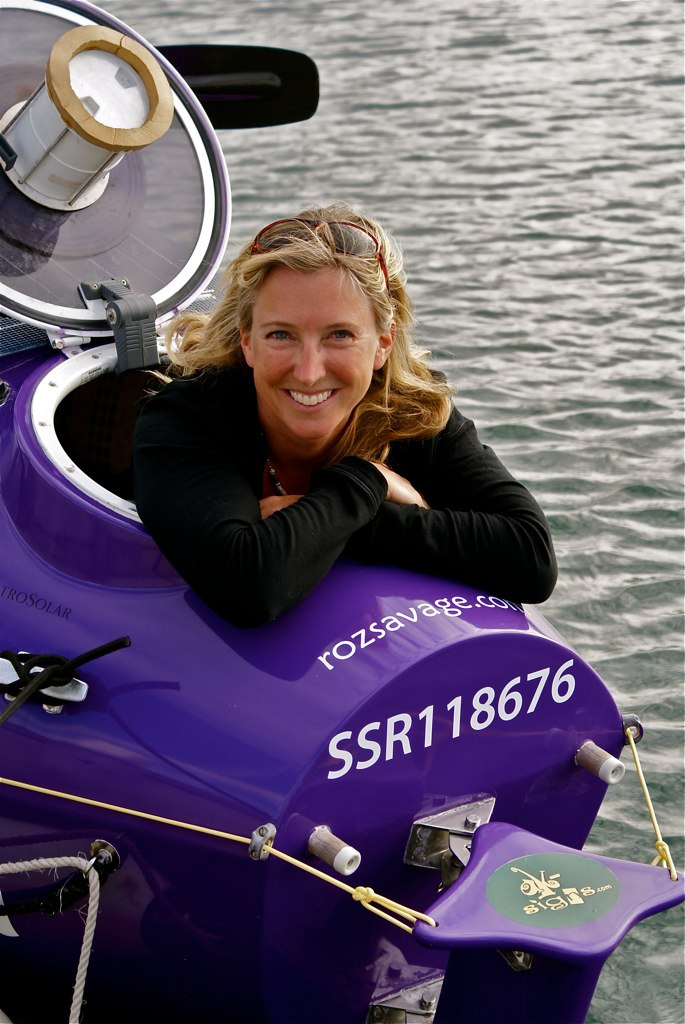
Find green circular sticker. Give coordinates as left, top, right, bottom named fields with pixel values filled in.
left=486, top=853, right=620, bottom=928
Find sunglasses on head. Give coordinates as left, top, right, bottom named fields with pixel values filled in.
left=250, top=218, right=390, bottom=290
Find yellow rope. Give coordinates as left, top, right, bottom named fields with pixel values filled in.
left=266, top=845, right=436, bottom=932
left=0, top=774, right=252, bottom=845
left=0, top=774, right=436, bottom=933
left=623, top=726, right=679, bottom=881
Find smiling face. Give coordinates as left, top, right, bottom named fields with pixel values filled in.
left=240, top=266, right=394, bottom=462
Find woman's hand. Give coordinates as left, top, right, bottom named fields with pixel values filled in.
left=259, top=463, right=429, bottom=518
left=259, top=494, right=303, bottom=518
left=371, top=463, right=429, bottom=508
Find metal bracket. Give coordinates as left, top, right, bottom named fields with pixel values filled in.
left=85, top=839, right=121, bottom=876
left=367, top=977, right=441, bottom=1023
left=498, top=949, right=534, bottom=972
left=79, top=279, right=159, bottom=373
left=0, top=653, right=88, bottom=713
left=621, top=712, right=644, bottom=745
left=404, top=795, right=495, bottom=888
left=249, top=822, right=277, bottom=861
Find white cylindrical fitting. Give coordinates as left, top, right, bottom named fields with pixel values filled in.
left=0, top=25, right=173, bottom=210
left=575, top=740, right=625, bottom=784
left=307, top=826, right=361, bottom=876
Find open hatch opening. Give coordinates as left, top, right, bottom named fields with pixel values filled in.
left=54, top=367, right=156, bottom=502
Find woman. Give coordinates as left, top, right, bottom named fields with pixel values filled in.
left=133, top=203, right=557, bottom=626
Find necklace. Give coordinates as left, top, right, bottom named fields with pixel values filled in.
left=266, top=457, right=287, bottom=496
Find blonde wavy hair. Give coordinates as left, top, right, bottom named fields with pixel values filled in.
left=163, top=202, right=452, bottom=462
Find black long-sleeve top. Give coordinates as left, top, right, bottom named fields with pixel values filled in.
left=132, top=367, right=557, bottom=627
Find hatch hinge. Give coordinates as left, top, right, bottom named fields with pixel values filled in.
left=404, top=795, right=496, bottom=889
left=79, top=279, right=159, bottom=372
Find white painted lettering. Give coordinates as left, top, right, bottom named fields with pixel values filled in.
left=396, top=608, right=419, bottom=624
left=447, top=695, right=462, bottom=738
left=324, top=658, right=576, bottom=781
left=434, top=597, right=462, bottom=618
left=385, top=713, right=413, bottom=760
left=381, top=615, right=405, bottom=632
left=328, top=731, right=354, bottom=779
left=316, top=593, right=524, bottom=671
left=418, top=704, right=434, bottom=748
left=352, top=628, right=375, bottom=649
left=356, top=722, right=382, bottom=770
left=332, top=640, right=356, bottom=660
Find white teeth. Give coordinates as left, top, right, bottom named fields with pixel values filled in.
left=290, top=390, right=333, bottom=406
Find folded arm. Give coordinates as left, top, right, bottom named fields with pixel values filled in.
left=345, top=412, right=557, bottom=604
left=133, top=382, right=556, bottom=627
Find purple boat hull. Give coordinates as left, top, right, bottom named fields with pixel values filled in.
left=0, top=345, right=628, bottom=1021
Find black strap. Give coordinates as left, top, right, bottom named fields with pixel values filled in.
left=0, top=637, right=130, bottom=725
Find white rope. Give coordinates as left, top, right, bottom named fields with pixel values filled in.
left=70, top=863, right=100, bottom=1023
left=0, top=856, right=101, bottom=1023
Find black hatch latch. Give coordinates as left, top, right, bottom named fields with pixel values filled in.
left=79, top=279, right=159, bottom=373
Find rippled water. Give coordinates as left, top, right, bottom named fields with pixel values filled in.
left=106, top=0, right=684, bottom=1019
